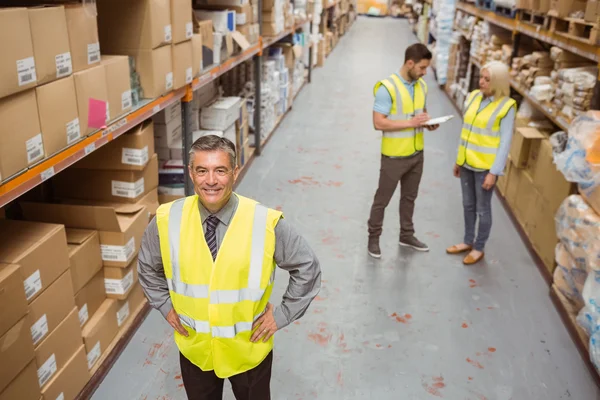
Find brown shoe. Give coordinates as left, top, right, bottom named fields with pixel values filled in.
left=463, top=251, right=485, bottom=265
left=446, top=244, right=472, bottom=254
left=368, top=238, right=381, bottom=259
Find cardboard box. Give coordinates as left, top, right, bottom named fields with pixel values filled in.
left=580, top=185, right=600, bottom=215
left=159, top=193, right=185, bottom=204
left=64, top=3, right=101, bottom=73
left=73, top=64, right=109, bottom=136
left=72, top=121, right=154, bottom=172
left=192, top=34, right=204, bottom=77
left=586, top=0, right=600, bottom=22
left=40, top=345, right=89, bottom=400
left=155, top=117, right=183, bottom=148
left=36, top=76, right=81, bottom=157
left=0, top=362, right=40, bottom=400
left=116, top=283, right=146, bottom=328
left=97, top=0, right=172, bottom=52
left=67, top=229, right=102, bottom=294
left=173, top=41, right=194, bottom=89
left=0, top=219, right=70, bottom=304
left=199, top=4, right=253, bottom=25
left=102, top=56, right=133, bottom=122
left=130, top=46, right=174, bottom=99
left=194, top=10, right=235, bottom=33
left=28, top=6, right=72, bottom=86
left=201, top=97, right=241, bottom=130
left=28, top=270, right=75, bottom=347
left=53, top=154, right=159, bottom=204
left=0, top=90, right=43, bottom=182
left=496, top=158, right=512, bottom=196
left=532, top=140, right=573, bottom=213
left=0, top=263, right=28, bottom=347
left=137, top=188, right=160, bottom=221
left=20, top=201, right=149, bottom=269
left=510, top=127, right=545, bottom=169
left=0, top=8, right=37, bottom=99
left=194, top=20, right=215, bottom=67
left=152, top=102, right=182, bottom=125
left=104, top=259, right=138, bottom=300
left=528, top=192, right=558, bottom=274
left=172, top=0, right=194, bottom=44
left=262, top=21, right=284, bottom=36
left=549, top=0, right=586, bottom=18
left=0, top=317, right=35, bottom=394
left=74, top=270, right=106, bottom=328
left=34, top=308, right=82, bottom=389
left=81, top=299, right=118, bottom=371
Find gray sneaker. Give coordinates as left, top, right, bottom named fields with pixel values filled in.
left=368, top=238, right=381, bottom=259
left=399, top=236, right=429, bottom=252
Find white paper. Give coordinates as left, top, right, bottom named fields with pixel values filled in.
left=85, top=142, right=96, bottom=155
left=55, top=52, right=72, bottom=78
left=117, top=301, right=130, bottom=327
left=423, top=115, right=454, bottom=125
left=87, top=341, right=101, bottom=370
left=101, top=237, right=135, bottom=263
left=164, top=25, right=172, bottom=42
left=88, top=42, right=100, bottom=64
left=166, top=72, right=174, bottom=90
left=17, top=57, right=37, bottom=86
left=38, top=354, right=57, bottom=387
left=56, top=393, right=65, bottom=400
left=31, top=314, right=49, bottom=345
left=121, top=90, right=132, bottom=111
left=122, top=146, right=149, bottom=166
left=24, top=270, right=43, bottom=300
left=66, top=117, right=81, bottom=145
left=186, top=67, right=193, bottom=84
left=41, top=167, right=55, bottom=182
left=79, top=303, right=89, bottom=326
left=26, top=133, right=44, bottom=164
left=186, top=22, right=193, bottom=39
left=111, top=178, right=144, bottom=198
left=105, top=270, right=134, bottom=295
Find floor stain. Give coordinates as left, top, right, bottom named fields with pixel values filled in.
left=391, top=312, right=412, bottom=324
left=466, top=357, right=484, bottom=369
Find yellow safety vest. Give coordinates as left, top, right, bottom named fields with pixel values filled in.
left=456, top=90, right=516, bottom=170
left=156, top=194, right=282, bottom=378
left=373, top=74, right=428, bottom=157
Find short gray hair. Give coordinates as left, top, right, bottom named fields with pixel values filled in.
left=188, top=135, right=237, bottom=169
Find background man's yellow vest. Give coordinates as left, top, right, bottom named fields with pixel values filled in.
left=156, top=194, right=282, bottom=378
left=456, top=90, right=516, bottom=170
left=373, top=74, right=428, bottom=157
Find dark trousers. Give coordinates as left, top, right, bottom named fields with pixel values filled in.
left=368, top=152, right=424, bottom=241
left=459, top=166, right=494, bottom=251
left=179, top=352, right=273, bottom=400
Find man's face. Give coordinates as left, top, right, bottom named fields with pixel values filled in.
left=408, top=59, right=430, bottom=80
left=188, top=149, right=238, bottom=212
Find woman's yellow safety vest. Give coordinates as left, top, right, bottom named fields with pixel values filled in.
left=156, top=194, right=282, bottom=378
left=456, top=90, right=516, bottom=170
left=373, top=74, right=428, bottom=157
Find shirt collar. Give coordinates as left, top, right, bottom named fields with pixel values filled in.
left=198, top=192, right=239, bottom=226
left=396, top=73, right=416, bottom=87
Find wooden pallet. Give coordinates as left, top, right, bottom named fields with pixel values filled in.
left=550, top=17, right=600, bottom=45
left=494, top=4, right=517, bottom=18
left=519, top=10, right=550, bottom=30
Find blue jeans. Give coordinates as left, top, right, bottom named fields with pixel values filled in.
left=460, top=166, right=494, bottom=251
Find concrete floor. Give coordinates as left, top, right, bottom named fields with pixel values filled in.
left=92, top=17, right=600, bottom=400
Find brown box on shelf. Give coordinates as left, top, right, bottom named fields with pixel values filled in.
left=34, top=308, right=82, bottom=389
left=153, top=101, right=182, bottom=125
left=36, top=76, right=81, bottom=157
left=104, top=259, right=138, bottom=300
left=81, top=298, right=119, bottom=371
left=0, top=8, right=37, bottom=99
left=52, top=154, right=159, bottom=204
left=0, top=362, right=40, bottom=400
left=0, top=263, right=28, bottom=338
left=505, top=163, right=522, bottom=210
left=173, top=41, right=194, bottom=89
left=159, top=193, right=185, bottom=204
left=514, top=170, right=538, bottom=227
left=102, top=56, right=133, bottom=123
left=97, top=0, right=172, bottom=52
left=116, top=283, right=146, bottom=328
left=531, top=140, right=573, bottom=214
left=0, top=90, right=43, bottom=182
left=0, top=317, right=35, bottom=394
left=137, top=188, right=160, bottom=221
left=75, top=270, right=106, bottom=328
left=131, top=46, right=174, bottom=99
left=496, top=158, right=512, bottom=196
left=40, top=345, right=89, bottom=400
left=28, top=6, right=72, bottom=86
left=172, top=0, right=194, bottom=44
left=65, top=3, right=101, bottom=73
left=549, top=0, right=586, bottom=18
left=527, top=191, right=558, bottom=274
left=0, top=219, right=70, bottom=304
left=192, top=34, right=204, bottom=77
left=73, top=64, right=109, bottom=136
left=585, top=0, right=600, bottom=22
left=580, top=185, right=600, bottom=215
left=28, top=270, right=75, bottom=347
left=510, top=127, right=545, bottom=169
left=73, top=121, right=155, bottom=171
left=531, top=0, right=551, bottom=13
left=67, top=229, right=102, bottom=294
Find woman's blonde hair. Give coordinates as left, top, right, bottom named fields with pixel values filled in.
left=482, top=61, right=510, bottom=98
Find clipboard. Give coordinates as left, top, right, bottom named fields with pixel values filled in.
left=423, top=115, right=454, bottom=126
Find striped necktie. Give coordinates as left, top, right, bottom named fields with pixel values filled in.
left=205, top=215, right=219, bottom=261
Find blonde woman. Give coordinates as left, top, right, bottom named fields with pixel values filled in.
left=446, top=61, right=517, bottom=265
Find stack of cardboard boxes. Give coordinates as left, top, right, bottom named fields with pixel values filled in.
left=263, top=0, right=286, bottom=36
left=195, top=0, right=260, bottom=45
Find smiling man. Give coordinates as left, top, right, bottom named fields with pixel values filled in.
left=138, top=135, right=322, bottom=400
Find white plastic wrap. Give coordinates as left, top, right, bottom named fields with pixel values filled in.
left=577, top=270, right=600, bottom=373
left=529, top=84, right=554, bottom=101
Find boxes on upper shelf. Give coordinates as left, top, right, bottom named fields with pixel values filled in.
left=192, top=34, right=204, bottom=76
left=73, top=64, right=109, bottom=136
left=0, top=361, right=39, bottom=400
left=67, top=229, right=103, bottom=294
left=198, top=4, right=253, bottom=26
left=0, top=264, right=28, bottom=339
left=36, top=75, right=81, bottom=157
left=173, top=41, right=194, bottom=89
left=28, top=6, right=72, bottom=86
left=194, top=10, right=236, bottom=34
left=201, top=97, right=242, bottom=130
left=102, top=56, right=133, bottom=122
left=65, top=3, right=101, bottom=73
left=0, top=317, right=35, bottom=394
left=82, top=298, right=118, bottom=371
left=194, top=20, right=215, bottom=68
left=171, top=0, right=194, bottom=44
left=40, top=345, right=89, bottom=400
left=130, top=46, right=174, bottom=99
left=75, top=270, right=106, bottom=328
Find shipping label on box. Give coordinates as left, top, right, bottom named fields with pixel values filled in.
left=101, top=237, right=136, bottom=264
left=104, top=262, right=137, bottom=299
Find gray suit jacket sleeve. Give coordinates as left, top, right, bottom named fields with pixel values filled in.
left=137, top=217, right=173, bottom=319
left=272, top=218, right=322, bottom=330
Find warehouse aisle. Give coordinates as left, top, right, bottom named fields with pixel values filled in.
left=93, top=17, right=600, bottom=400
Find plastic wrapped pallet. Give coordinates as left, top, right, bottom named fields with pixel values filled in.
left=554, top=243, right=587, bottom=309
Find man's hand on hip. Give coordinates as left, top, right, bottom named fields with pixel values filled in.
left=167, top=308, right=189, bottom=337
left=251, top=303, right=279, bottom=343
